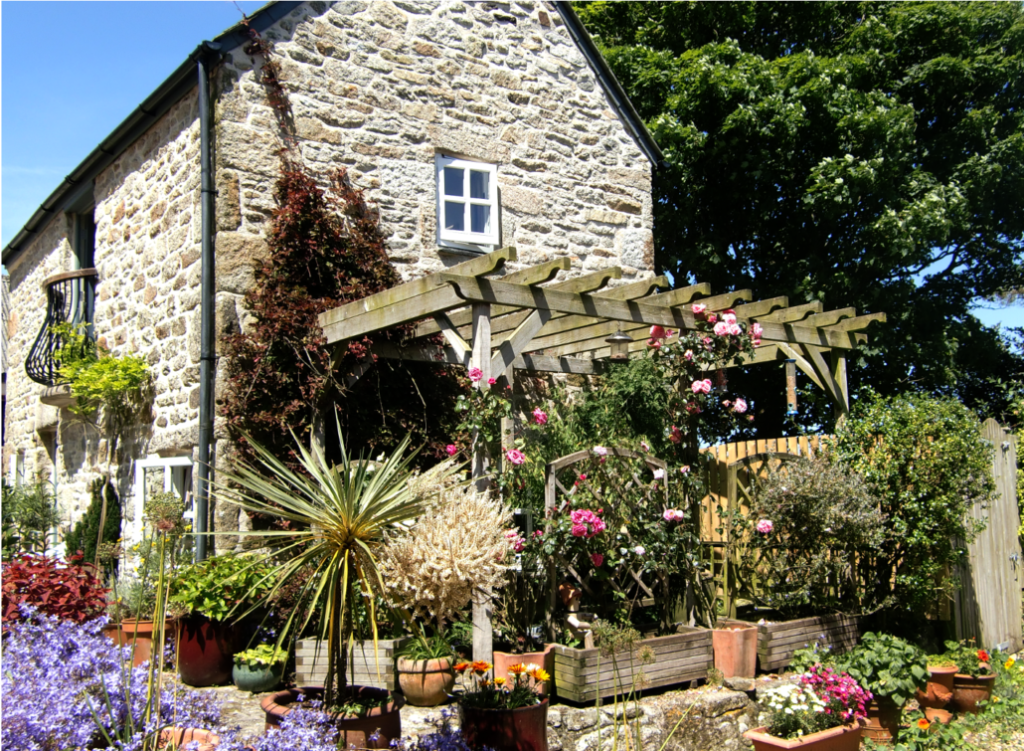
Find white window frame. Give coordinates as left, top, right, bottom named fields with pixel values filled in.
left=435, top=154, right=500, bottom=250
left=132, top=456, right=193, bottom=544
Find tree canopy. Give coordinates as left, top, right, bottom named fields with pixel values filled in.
left=576, top=1, right=1024, bottom=429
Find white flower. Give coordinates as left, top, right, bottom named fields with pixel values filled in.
left=593, top=446, right=609, bottom=456
left=634, top=545, right=646, bottom=556
left=652, top=468, right=665, bottom=480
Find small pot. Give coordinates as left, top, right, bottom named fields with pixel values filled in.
left=951, top=672, right=996, bottom=714
left=460, top=697, right=549, bottom=751
left=744, top=723, right=862, bottom=751
left=122, top=618, right=177, bottom=668
left=158, top=727, right=220, bottom=751
left=177, top=614, right=239, bottom=687
left=493, top=646, right=555, bottom=697
left=261, top=685, right=402, bottom=748
left=923, top=707, right=954, bottom=724
left=396, top=655, right=455, bottom=707
left=863, top=697, right=902, bottom=743
left=711, top=620, right=758, bottom=679
left=914, top=665, right=957, bottom=709
left=233, top=660, right=286, bottom=693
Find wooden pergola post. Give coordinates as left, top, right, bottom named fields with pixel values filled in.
left=470, top=302, right=494, bottom=663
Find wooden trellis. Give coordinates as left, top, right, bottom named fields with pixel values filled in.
left=318, top=247, right=885, bottom=660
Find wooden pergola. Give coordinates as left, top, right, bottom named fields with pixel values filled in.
left=317, top=247, right=885, bottom=660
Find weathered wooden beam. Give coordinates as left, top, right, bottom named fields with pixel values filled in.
left=649, top=287, right=752, bottom=311
left=777, top=343, right=826, bottom=392
left=733, top=296, right=789, bottom=318
left=821, top=312, right=886, bottom=333
left=471, top=304, right=492, bottom=491
left=370, top=342, right=604, bottom=374
left=433, top=313, right=471, bottom=360
left=831, top=350, right=849, bottom=419
left=319, top=247, right=515, bottom=329
left=491, top=308, right=551, bottom=375
left=755, top=301, right=824, bottom=323
left=322, top=284, right=467, bottom=344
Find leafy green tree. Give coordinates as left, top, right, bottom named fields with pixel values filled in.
left=576, top=1, right=1024, bottom=429
left=64, top=479, right=120, bottom=568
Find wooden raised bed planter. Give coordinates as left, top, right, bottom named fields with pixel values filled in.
left=552, top=627, right=713, bottom=703
left=751, top=614, right=863, bottom=673
left=295, top=638, right=409, bottom=691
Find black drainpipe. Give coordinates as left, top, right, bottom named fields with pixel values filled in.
left=194, top=41, right=220, bottom=561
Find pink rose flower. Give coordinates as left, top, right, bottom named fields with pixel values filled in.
left=732, top=398, right=748, bottom=414
left=684, top=349, right=694, bottom=361
left=668, top=425, right=683, bottom=443
left=680, top=465, right=690, bottom=474
left=590, top=553, right=604, bottom=567
left=468, top=367, right=483, bottom=382
left=634, top=545, right=646, bottom=556
left=751, top=323, right=764, bottom=337
left=640, top=440, right=650, bottom=452
left=532, top=407, right=548, bottom=425
left=505, top=448, right=525, bottom=465
left=488, top=377, right=497, bottom=385
left=713, top=321, right=731, bottom=336
left=691, top=303, right=707, bottom=316
left=593, top=446, right=608, bottom=456
left=706, top=312, right=718, bottom=324
left=728, top=323, right=743, bottom=336
left=445, top=444, right=458, bottom=456
left=756, top=519, right=774, bottom=534
left=649, top=325, right=667, bottom=339
left=571, top=523, right=588, bottom=538
left=721, top=312, right=737, bottom=325
left=647, top=338, right=662, bottom=349
left=691, top=379, right=712, bottom=394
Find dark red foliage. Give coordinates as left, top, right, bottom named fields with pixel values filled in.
left=2, top=554, right=110, bottom=627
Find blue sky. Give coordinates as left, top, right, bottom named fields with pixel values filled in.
left=2, top=2, right=1021, bottom=331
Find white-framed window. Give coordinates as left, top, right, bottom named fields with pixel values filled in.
left=132, top=456, right=193, bottom=544
left=435, top=154, right=500, bottom=249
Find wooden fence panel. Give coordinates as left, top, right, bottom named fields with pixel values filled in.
left=955, top=419, right=1023, bottom=653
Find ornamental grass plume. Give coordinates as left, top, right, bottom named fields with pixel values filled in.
left=380, top=482, right=511, bottom=635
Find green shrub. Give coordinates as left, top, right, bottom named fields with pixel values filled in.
left=833, top=392, right=993, bottom=618
left=1, top=478, right=59, bottom=557
left=833, top=631, right=928, bottom=706
left=64, top=478, right=120, bottom=567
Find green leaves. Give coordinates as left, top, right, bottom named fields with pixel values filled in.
left=834, top=631, right=929, bottom=703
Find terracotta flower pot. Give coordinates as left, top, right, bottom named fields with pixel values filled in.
left=102, top=623, right=125, bottom=648
left=712, top=620, right=758, bottom=679
left=459, top=697, right=549, bottom=751
left=923, top=707, right=953, bottom=724
left=862, top=697, right=902, bottom=743
left=261, top=685, right=402, bottom=748
left=121, top=618, right=177, bottom=668
left=493, top=646, right=555, bottom=697
left=177, top=614, right=239, bottom=687
left=396, top=655, right=455, bottom=706
left=158, top=727, right=220, bottom=751
left=951, top=673, right=996, bottom=714
left=744, top=723, right=862, bottom=751
left=914, top=665, right=957, bottom=710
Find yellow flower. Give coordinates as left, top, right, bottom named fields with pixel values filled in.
left=494, top=677, right=506, bottom=686
left=508, top=663, right=527, bottom=675
left=1005, top=657, right=1015, bottom=670
left=528, top=667, right=551, bottom=683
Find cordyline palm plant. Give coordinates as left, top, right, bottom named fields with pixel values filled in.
left=214, top=419, right=456, bottom=708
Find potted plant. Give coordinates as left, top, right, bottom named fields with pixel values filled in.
left=744, top=664, right=871, bottom=751
left=214, top=420, right=458, bottom=748
left=379, top=480, right=512, bottom=708
left=832, top=632, right=928, bottom=742
left=455, top=660, right=550, bottom=751
left=943, top=639, right=995, bottom=714
left=233, top=643, right=288, bottom=693
left=915, top=654, right=959, bottom=723
left=169, top=552, right=272, bottom=687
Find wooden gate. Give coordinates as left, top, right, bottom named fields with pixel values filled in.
left=954, top=418, right=1023, bottom=653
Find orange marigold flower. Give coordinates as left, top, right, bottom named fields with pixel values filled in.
left=471, top=661, right=493, bottom=675
left=978, top=649, right=990, bottom=662
left=454, top=662, right=471, bottom=673
left=508, top=663, right=527, bottom=675
left=916, top=718, right=930, bottom=730
left=528, top=667, right=551, bottom=683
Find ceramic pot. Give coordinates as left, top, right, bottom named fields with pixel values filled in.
left=460, top=697, right=549, bottom=751
left=923, top=707, right=953, bottom=724
left=744, top=723, right=862, bottom=751
left=122, top=618, right=176, bottom=668
left=914, top=665, right=957, bottom=710
left=102, top=623, right=125, bottom=648
left=232, top=660, right=285, bottom=693
left=862, top=698, right=902, bottom=743
left=493, top=646, right=555, bottom=697
left=711, top=620, right=758, bottom=678
left=177, top=614, right=239, bottom=687
left=261, top=686, right=402, bottom=748
left=158, top=727, right=220, bottom=751
left=951, top=673, right=996, bottom=714
left=396, top=656, right=455, bottom=706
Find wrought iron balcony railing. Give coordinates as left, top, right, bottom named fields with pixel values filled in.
left=25, top=268, right=97, bottom=387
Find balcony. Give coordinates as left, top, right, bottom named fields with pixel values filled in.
left=25, top=268, right=97, bottom=388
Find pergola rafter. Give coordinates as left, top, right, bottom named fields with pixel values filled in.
left=319, top=247, right=885, bottom=418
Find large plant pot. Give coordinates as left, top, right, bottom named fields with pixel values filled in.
left=744, top=723, right=862, bottom=751
left=261, top=686, right=402, bottom=748
left=158, top=727, right=220, bottom=751
left=914, top=665, right=957, bottom=711
left=493, top=646, right=555, bottom=697
left=863, top=698, right=902, bottom=743
left=103, top=623, right=125, bottom=647
left=233, top=660, right=285, bottom=693
left=951, top=673, right=996, bottom=714
left=712, top=619, right=757, bottom=679
left=396, top=655, right=455, bottom=706
left=122, top=618, right=176, bottom=668
left=460, top=697, right=549, bottom=751
left=176, top=614, right=239, bottom=687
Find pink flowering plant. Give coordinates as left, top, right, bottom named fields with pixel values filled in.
left=761, top=665, right=871, bottom=740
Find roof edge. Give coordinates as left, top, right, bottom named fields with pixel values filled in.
left=2, top=1, right=302, bottom=265
left=551, top=2, right=664, bottom=168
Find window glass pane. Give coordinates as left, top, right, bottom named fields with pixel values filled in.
left=443, top=167, right=464, bottom=197
left=445, top=201, right=465, bottom=232
left=471, top=204, right=491, bottom=234
left=470, top=170, right=489, bottom=200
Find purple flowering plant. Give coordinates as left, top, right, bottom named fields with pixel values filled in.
left=1, top=606, right=221, bottom=751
